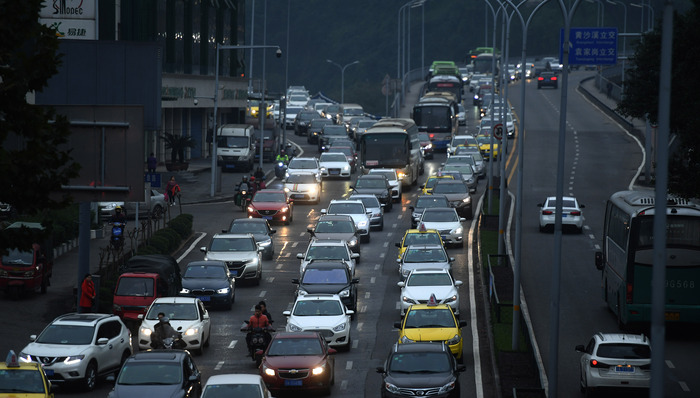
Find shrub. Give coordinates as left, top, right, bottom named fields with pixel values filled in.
left=153, top=228, right=181, bottom=252
left=148, top=235, right=171, bottom=254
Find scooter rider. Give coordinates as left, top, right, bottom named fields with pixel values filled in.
left=243, top=304, right=273, bottom=351
left=275, top=150, right=289, bottom=165
left=236, top=176, right=252, bottom=206
left=110, top=206, right=127, bottom=224
left=150, top=316, right=184, bottom=349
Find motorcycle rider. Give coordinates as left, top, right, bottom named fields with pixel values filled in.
left=110, top=206, right=127, bottom=224
left=243, top=304, right=273, bottom=353
left=235, top=176, right=252, bottom=206
left=275, top=150, right=289, bottom=165
left=150, top=316, right=184, bottom=349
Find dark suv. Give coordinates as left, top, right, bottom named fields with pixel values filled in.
left=108, top=350, right=202, bottom=398
left=376, top=342, right=465, bottom=398
left=350, top=175, right=393, bottom=211
left=292, top=261, right=359, bottom=311
left=537, top=72, right=558, bottom=89
left=319, top=125, right=349, bottom=153
left=294, top=110, right=320, bottom=136
left=307, top=118, right=335, bottom=144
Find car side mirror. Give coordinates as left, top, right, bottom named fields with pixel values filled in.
left=580, top=204, right=585, bottom=208
left=270, top=229, right=277, bottom=234
left=397, top=281, right=405, bottom=287
left=460, top=218, right=466, bottom=222
left=292, top=278, right=299, bottom=284
left=575, top=344, right=586, bottom=352
left=320, top=209, right=327, bottom=214
left=200, top=246, right=207, bottom=253
left=221, top=229, right=227, bottom=233
left=282, top=310, right=291, bottom=316
left=455, top=280, right=463, bottom=286
left=395, top=258, right=401, bottom=263
left=408, top=206, right=414, bottom=211
left=328, top=348, right=338, bottom=355
left=352, top=278, right=360, bottom=284
left=449, top=257, right=455, bottom=262
left=395, top=242, right=401, bottom=247
left=376, top=367, right=386, bottom=374
left=351, top=253, right=360, bottom=259
left=96, top=337, right=109, bottom=345
left=537, top=203, right=543, bottom=207
left=297, top=253, right=304, bottom=259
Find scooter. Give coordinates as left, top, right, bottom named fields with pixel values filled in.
left=274, top=161, right=287, bottom=179
left=242, top=320, right=272, bottom=366
left=110, top=222, right=126, bottom=250
left=239, top=189, right=252, bottom=212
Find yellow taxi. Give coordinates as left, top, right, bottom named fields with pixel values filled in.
left=0, top=350, right=53, bottom=397
left=393, top=296, right=467, bottom=362
left=247, top=100, right=273, bottom=119
left=476, top=135, right=500, bottom=160
left=395, top=226, right=444, bottom=259
left=420, top=175, right=454, bottom=195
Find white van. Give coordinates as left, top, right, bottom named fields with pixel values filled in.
left=217, top=124, right=254, bottom=171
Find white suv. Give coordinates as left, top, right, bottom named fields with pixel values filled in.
left=368, top=168, right=402, bottom=202
left=138, top=297, right=212, bottom=355
left=19, top=313, right=133, bottom=391
left=297, top=238, right=359, bottom=275
left=283, top=294, right=353, bottom=350
left=286, top=157, right=321, bottom=182
left=575, top=332, right=651, bottom=395
left=321, top=199, right=371, bottom=243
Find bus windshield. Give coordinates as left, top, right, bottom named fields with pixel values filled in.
left=413, top=106, right=452, bottom=131
left=362, top=133, right=408, bottom=168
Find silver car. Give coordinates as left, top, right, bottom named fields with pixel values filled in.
left=321, top=199, right=371, bottom=243
left=297, top=238, right=358, bottom=276
left=396, top=244, right=454, bottom=280
left=445, top=155, right=484, bottom=182
left=440, top=164, right=477, bottom=193
left=431, top=180, right=473, bottom=219
left=200, top=233, right=263, bottom=285
left=417, top=208, right=466, bottom=247
left=349, top=194, right=385, bottom=231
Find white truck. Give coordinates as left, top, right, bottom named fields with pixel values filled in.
left=217, top=124, right=255, bottom=171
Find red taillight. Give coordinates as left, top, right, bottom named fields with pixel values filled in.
left=626, top=283, right=633, bottom=304
left=551, top=76, right=557, bottom=81
left=537, top=77, right=544, bottom=81
left=429, top=134, right=435, bottom=139
left=542, top=210, right=553, bottom=215
left=570, top=211, right=581, bottom=216
left=590, top=359, right=609, bottom=368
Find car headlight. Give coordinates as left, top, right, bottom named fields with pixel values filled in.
left=426, top=144, right=432, bottom=149
left=258, top=239, right=272, bottom=247
left=246, top=257, right=260, bottom=266
left=348, top=237, right=358, bottom=247
left=64, top=355, right=85, bottom=365
left=397, top=171, right=406, bottom=180
left=180, top=288, right=191, bottom=294
left=339, top=289, right=350, bottom=297
left=445, top=334, right=461, bottom=345
left=320, top=167, right=327, bottom=172
left=308, top=185, right=318, bottom=193
left=400, top=335, right=415, bottom=344
left=140, top=327, right=153, bottom=336
left=263, top=365, right=276, bottom=376
left=312, top=364, right=325, bottom=375
left=384, top=382, right=401, bottom=393
left=216, top=287, right=230, bottom=294
left=288, top=323, right=302, bottom=332
left=438, top=380, right=457, bottom=394
left=247, top=206, right=254, bottom=213
left=453, top=226, right=464, bottom=235
left=343, top=165, right=350, bottom=171
left=332, top=323, right=347, bottom=332
left=18, top=353, right=32, bottom=363
left=280, top=207, right=288, bottom=213
left=358, top=221, right=367, bottom=228
left=401, top=296, right=417, bottom=304
left=444, top=295, right=457, bottom=303
left=184, top=327, right=199, bottom=336
left=283, top=187, right=290, bottom=192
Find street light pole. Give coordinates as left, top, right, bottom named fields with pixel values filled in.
left=326, top=59, right=360, bottom=104
left=607, top=0, right=627, bottom=98
left=631, top=2, right=655, bottom=31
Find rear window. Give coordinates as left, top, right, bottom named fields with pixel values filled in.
left=596, top=343, right=651, bottom=359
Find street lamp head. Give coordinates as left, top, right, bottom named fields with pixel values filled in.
left=276, top=48, right=282, bottom=58
left=194, top=98, right=199, bottom=106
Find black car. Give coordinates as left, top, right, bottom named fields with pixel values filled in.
left=309, top=214, right=361, bottom=255
left=537, top=72, right=558, bottom=89
left=307, top=118, right=334, bottom=144
left=225, top=218, right=276, bottom=260
left=292, top=261, right=359, bottom=311
left=294, top=110, right=319, bottom=136
left=180, top=261, right=235, bottom=310
left=108, top=350, right=202, bottom=398
left=409, top=194, right=451, bottom=228
left=319, top=125, right=349, bottom=153
left=376, top=342, right=465, bottom=398
left=350, top=174, right=393, bottom=211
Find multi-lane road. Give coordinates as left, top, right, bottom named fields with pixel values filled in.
left=4, top=71, right=699, bottom=398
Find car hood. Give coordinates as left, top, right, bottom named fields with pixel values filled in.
left=320, top=161, right=349, bottom=168
left=284, top=183, right=317, bottom=192
left=205, top=251, right=258, bottom=262
left=420, top=221, right=461, bottom=231
left=352, top=188, right=387, bottom=196
left=21, top=342, right=91, bottom=357
left=288, top=315, right=348, bottom=329
left=299, top=284, right=351, bottom=295
left=313, top=232, right=357, bottom=241
left=263, top=355, right=326, bottom=369
left=403, top=286, right=457, bottom=301
left=182, top=277, right=229, bottom=290
left=329, top=213, right=368, bottom=225
left=384, top=372, right=455, bottom=390
left=142, top=318, right=203, bottom=334
left=401, top=262, right=451, bottom=272
left=437, top=193, right=470, bottom=202
left=402, top=328, right=459, bottom=342
left=250, top=202, right=287, bottom=211
left=110, top=384, right=185, bottom=398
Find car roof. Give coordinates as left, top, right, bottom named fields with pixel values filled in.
left=185, top=260, right=227, bottom=269
left=309, top=238, right=348, bottom=246
left=303, top=261, right=352, bottom=270
left=329, top=199, right=364, bottom=204
left=205, top=373, right=264, bottom=386
left=50, top=313, right=117, bottom=326
left=273, top=331, right=323, bottom=340
left=405, top=244, right=445, bottom=250
left=255, top=189, right=285, bottom=194
left=318, top=214, right=355, bottom=222
left=152, top=296, right=201, bottom=304
left=295, top=293, right=342, bottom=301
left=213, top=233, right=254, bottom=239
left=358, top=174, right=387, bottom=180
left=408, top=268, right=452, bottom=274
left=594, top=332, right=650, bottom=344
left=391, top=341, right=449, bottom=354
left=127, top=350, right=189, bottom=362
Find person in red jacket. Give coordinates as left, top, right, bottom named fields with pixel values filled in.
left=79, top=274, right=96, bottom=313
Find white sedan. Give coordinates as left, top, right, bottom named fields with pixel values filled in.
left=537, top=196, right=585, bottom=233
left=397, top=268, right=462, bottom=317
left=138, top=297, right=211, bottom=355
left=283, top=294, right=353, bottom=350
left=417, top=207, right=466, bottom=247
left=319, top=152, right=352, bottom=179
left=284, top=172, right=321, bottom=203
left=202, top=374, right=274, bottom=397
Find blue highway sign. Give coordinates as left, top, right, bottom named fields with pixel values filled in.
left=560, top=27, right=618, bottom=65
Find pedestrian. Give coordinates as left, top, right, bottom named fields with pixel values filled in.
left=147, top=152, right=157, bottom=173
left=165, top=176, right=181, bottom=206
left=79, top=274, right=96, bottom=313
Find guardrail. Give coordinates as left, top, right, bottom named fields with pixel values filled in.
left=486, top=254, right=510, bottom=322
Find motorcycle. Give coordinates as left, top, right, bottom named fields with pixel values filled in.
left=110, top=222, right=126, bottom=250
left=242, top=320, right=273, bottom=366
left=239, top=189, right=252, bottom=212
left=274, top=161, right=287, bottom=179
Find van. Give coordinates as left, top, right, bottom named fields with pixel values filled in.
left=217, top=124, right=255, bottom=171
left=0, top=222, right=53, bottom=298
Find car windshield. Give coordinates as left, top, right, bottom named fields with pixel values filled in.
left=404, top=233, right=442, bottom=247
left=323, top=126, right=347, bottom=136
left=423, top=210, right=459, bottom=222
left=184, top=265, right=227, bottom=279
left=404, top=308, right=456, bottom=328
left=286, top=174, right=317, bottom=184
left=447, top=156, right=475, bottom=166
left=315, top=221, right=355, bottom=233
left=290, top=95, right=307, bottom=103
left=545, top=198, right=577, bottom=209
left=320, top=153, right=347, bottom=163
left=425, top=177, right=448, bottom=189
left=351, top=196, right=380, bottom=209
left=596, top=343, right=651, bottom=359
left=202, top=384, right=262, bottom=398
left=344, top=108, right=364, bottom=116
left=230, top=222, right=268, bottom=234
left=117, top=362, right=182, bottom=385
left=36, top=325, right=94, bottom=345
left=328, top=203, right=364, bottom=214
left=356, top=179, right=386, bottom=189
left=253, top=192, right=286, bottom=202
left=329, top=147, right=353, bottom=156
left=404, top=248, right=447, bottom=263
left=443, top=165, right=473, bottom=176
left=302, top=268, right=349, bottom=284
left=267, top=337, right=323, bottom=356
left=407, top=273, right=453, bottom=286
left=287, top=107, right=303, bottom=115
left=451, top=137, right=468, bottom=147
left=218, top=136, right=249, bottom=149
left=433, top=182, right=467, bottom=194
left=115, top=277, right=154, bottom=297
left=0, top=368, right=46, bottom=393
left=146, top=303, right=198, bottom=321
left=289, top=159, right=318, bottom=169
left=359, top=120, right=376, bottom=128
left=370, top=171, right=396, bottom=181
left=209, top=237, right=256, bottom=252
left=415, top=197, right=449, bottom=208
left=293, top=299, right=344, bottom=316
left=306, top=246, right=349, bottom=260
left=388, top=352, right=452, bottom=373
left=1, top=249, right=34, bottom=266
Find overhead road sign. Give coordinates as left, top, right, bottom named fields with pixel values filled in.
left=560, top=27, right=618, bottom=65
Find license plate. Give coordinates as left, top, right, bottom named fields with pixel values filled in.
left=330, top=170, right=340, bottom=175
left=284, top=379, right=303, bottom=386
left=225, top=165, right=236, bottom=169
left=665, top=311, right=680, bottom=321
left=198, top=296, right=210, bottom=302
left=263, top=216, right=273, bottom=220
left=44, top=369, right=54, bottom=376
left=615, top=365, right=635, bottom=373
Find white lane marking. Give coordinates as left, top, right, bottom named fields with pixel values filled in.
left=374, top=264, right=381, bottom=270
left=276, top=264, right=282, bottom=269
left=370, top=277, right=376, bottom=284
left=379, top=253, right=385, bottom=258
left=267, top=277, right=275, bottom=283
left=365, top=292, right=371, bottom=299
left=360, top=305, right=367, bottom=314
left=345, top=361, right=353, bottom=370
left=215, top=361, right=224, bottom=370
left=357, top=322, right=363, bottom=331
left=177, top=232, right=207, bottom=263
left=292, top=241, right=299, bottom=247
left=679, top=381, right=690, bottom=392
left=383, top=242, right=389, bottom=248
left=341, top=380, right=348, bottom=390
left=284, top=252, right=291, bottom=257
left=666, top=360, right=675, bottom=369
left=387, top=232, right=393, bottom=237
left=392, top=223, right=398, bottom=228
left=228, top=340, right=238, bottom=349
left=397, top=214, right=403, bottom=219
left=299, top=232, right=306, bottom=237
left=259, top=291, right=266, bottom=298
left=352, top=339, right=359, bottom=349
left=396, top=301, right=401, bottom=310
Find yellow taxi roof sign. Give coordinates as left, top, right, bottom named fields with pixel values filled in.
left=5, top=350, right=20, bottom=368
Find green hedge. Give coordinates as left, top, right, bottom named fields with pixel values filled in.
left=136, top=213, right=193, bottom=255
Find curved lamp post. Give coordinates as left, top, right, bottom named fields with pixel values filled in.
left=326, top=59, right=359, bottom=104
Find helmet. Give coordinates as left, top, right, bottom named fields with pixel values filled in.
left=115, top=206, right=123, bottom=212
left=280, top=149, right=286, bottom=155
left=242, top=176, right=248, bottom=182
left=250, top=176, right=256, bottom=181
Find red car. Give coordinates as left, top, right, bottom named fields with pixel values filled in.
left=247, top=189, right=294, bottom=225
left=259, top=331, right=336, bottom=395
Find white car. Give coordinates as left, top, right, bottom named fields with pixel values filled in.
left=297, top=238, right=358, bottom=275
left=576, top=333, right=651, bottom=394
left=99, top=188, right=166, bottom=220
left=397, top=268, right=462, bottom=317
left=285, top=106, right=303, bottom=129
left=200, top=233, right=263, bottom=284
left=457, top=104, right=466, bottom=126
left=319, top=152, right=352, bottom=179
left=284, top=172, right=321, bottom=203
left=368, top=168, right=402, bottom=202
left=283, top=294, right=353, bottom=350
left=537, top=196, right=585, bottom=233
left=19, top=313, right=133, bottom=391
left=396, top=244, right=453, bottom=280
left=321, top=199, right=371, bottom=243
left=287, top=94, right=309, bottom=108
left=286, top=157, right=321, bottom=182
left=138, top=297, right=212, bottom=355
left=417, top=208, right=466, bottom=247
left=202, top=374, right=274, bottom=398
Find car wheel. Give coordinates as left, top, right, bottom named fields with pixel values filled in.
left=361, top=234, right=370, bottom=244
left=82, top=361, right=97, bottom=391
left=204, top=332, right=210, bottom=347
left=539, top=225, right=545, bottom=232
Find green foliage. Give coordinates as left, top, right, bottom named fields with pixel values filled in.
left=160, top=132, right=197, bottom=164
left=148, top=235, right=171, bottom=254
left=136, top=214, right=193, bottom=255
left=168, top=214, right=193, bottom=239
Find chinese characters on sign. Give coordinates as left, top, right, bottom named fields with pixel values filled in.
left=560, top=27, right=618, bottom=65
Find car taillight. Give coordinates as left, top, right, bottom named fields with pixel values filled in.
left=551, top=76, right=557, bottom=81
left=570, top=211, right=581, bottom=216
left=590, top=359, right=609, bottom=368
left=626, top=283, right=633, bottom=304
left=538, top=77, right=544, bottom=81
left=542, top=210, right=553, bottom=215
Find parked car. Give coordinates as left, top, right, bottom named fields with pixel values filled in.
left=137, top=297, right=211, bottom=355
left=225, top=218, right=276, bottom=260
left=179, top=261, right=235, bottom=310
left=200, top=233, right=263, bottom=284
left=19, top=313, right=133, bottom=391
left=108, top=350, right=202, bottom=398
left=283, top=294, right=353, bottom=350
left=99, top=189, right=166, bottom=220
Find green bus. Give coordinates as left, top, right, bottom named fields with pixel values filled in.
left=595, top=190, right=700, bottom=328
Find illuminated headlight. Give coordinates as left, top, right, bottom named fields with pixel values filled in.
left=343, top=165, right=350, bottom=171
left=320, top=167, right=327, bottom=172
left=288, top=323, right=302, bottom=332
left=332, top=323, right=346, bottom=332
left=397, top=172, right=406, bottom=180
left=348, top=237, right=358, bottom=247
left=280, top=207, right=288, bottom=213
left=445, top=334, right=461, bottom=345
left=216, top=287, right=230, bottom=294
left=140, top=327, right=153, bottom=336
left=462, top=197, right=471, bottom=204
left=308, top=185, right=318, bottom=193
left=263, top=365, right=276, bottom=376
left=444, top=295, right=458, bottom=303
left=64, top=355, right=85, bottom=365
left=339, top=289, right=350, bottom=297
left=400, top=335, right=415, bottom=344
left=312, top=365, right=325, bottom=375
left=284, top=187, right=290, bottom=192
left=184, top=327, right=199, bottom=336
left=180, top=288, right=191, bottom=294
left=452, top=226, right=464, bottom=235
left=402, top=296, right=417, bottom=304
left=474, top=94, right=479, bottom=100
left=438, top=380, right=457, bottom=394
left=426, top=144, right=432, bottom=149
left=258, top=239, right=272, bottom=247
left=247, top=206, right=255, bottom=213
left=384, top=382, right=401, bottom=393
left=285, top=172, right=290, bottom=178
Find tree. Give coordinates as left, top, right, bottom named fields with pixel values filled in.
left=616, top=0, right=700, bottom=198
left=160, top=132, right=197, bottom=164
left=0, top=0, right=81, bottom=251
